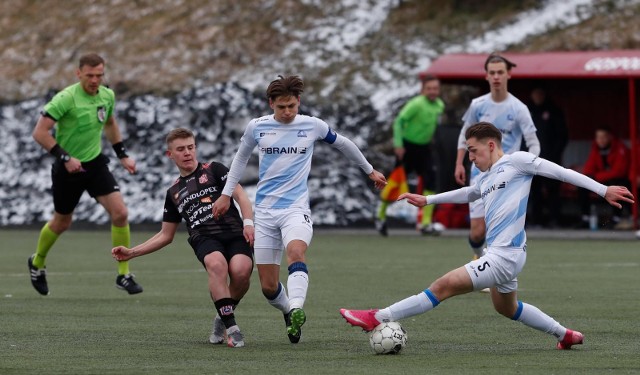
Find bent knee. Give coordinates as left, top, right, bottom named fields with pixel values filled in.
left=230, top=267, right=252, bottom=284
left=204, top=256, right=227, bottom=275
left=50, top=217, right=72, bottom=233
left=110, top=207, right=128, bottom=225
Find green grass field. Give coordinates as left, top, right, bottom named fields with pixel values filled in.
left=1, top=228, right=639, bottom=374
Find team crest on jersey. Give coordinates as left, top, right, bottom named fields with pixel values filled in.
left=97, top=106, right=106, bottom=122
left=297, top=130, right=307, bottom=137
left=199, top=174, right=208, bottom=184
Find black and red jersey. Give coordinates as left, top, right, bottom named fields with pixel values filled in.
left=164, top=162, right=244, bottom=238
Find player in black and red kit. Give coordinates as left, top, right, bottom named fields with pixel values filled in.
left=112, top=128, right=254, bottom=348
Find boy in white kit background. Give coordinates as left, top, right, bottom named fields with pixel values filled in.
left=455, top=54, right=541, bottom=262
left=341, top=122, right=634, bottom=350
left=213, top=75, right=387, bottom=343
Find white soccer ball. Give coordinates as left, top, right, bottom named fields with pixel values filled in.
left=369, top=322, right=407, bottom=354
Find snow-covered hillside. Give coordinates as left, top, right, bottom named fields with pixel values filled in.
left=2, top=0, right=637, bottom=226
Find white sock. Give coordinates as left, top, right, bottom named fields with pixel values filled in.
left=266, top=282, right=290, bottom=313
left=376, top=290, right=439, bottom=322
left=287, top=271, right=309, bottom=310
left=513, top=301, right=567, bottom=340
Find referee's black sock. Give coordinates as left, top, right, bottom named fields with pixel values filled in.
left=214, top=298, right=237, bottom=329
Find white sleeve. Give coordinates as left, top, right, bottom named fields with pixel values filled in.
left=458, top=105, right=476, bottom=149
left=535, top=158, right=607, bottom=197
left=426, top=185, right=480, bottom=204
left=221, top=127, right=257, bottom=197
left=330, top=133, right=374, bottom=175
left=523, top=132, right=541, bottom=157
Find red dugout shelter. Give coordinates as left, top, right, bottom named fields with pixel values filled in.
left=421, top=50, right=640, bottom=225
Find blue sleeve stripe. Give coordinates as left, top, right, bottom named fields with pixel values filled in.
left=511, top=300, right=524, bottom=321
left=424, top=289, right=440, bottom=307
left=323, top=128, right=337, bottom=144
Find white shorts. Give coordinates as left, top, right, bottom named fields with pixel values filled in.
left=468, top=171, right=485, bottom=219
left=464, top=246, right=527, bottom=293
left=254, top=207, right=313, bottom=265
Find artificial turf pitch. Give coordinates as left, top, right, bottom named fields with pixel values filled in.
left=1, top=228, right=639, bottom=374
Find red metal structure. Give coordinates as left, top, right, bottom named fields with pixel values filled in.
left=421, top=50, right=640, bottom=225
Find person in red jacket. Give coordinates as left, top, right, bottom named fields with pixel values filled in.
left=579, top=126, right=631, bottom=227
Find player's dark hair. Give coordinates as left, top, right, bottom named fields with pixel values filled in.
left=166, top=127, right=195, bottom=147
left=465, top=122, right=502, bottom=145
left=79, top=53, right=105, bottom=68
left=421, top=74, right=439, bottom=84
left=266, top=75, right=304, bottom=101
left=484, top=53, right=517, bottom=72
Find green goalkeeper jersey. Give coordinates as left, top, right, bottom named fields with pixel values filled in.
left=43, top=82, right=115, bottom=162
left=393, top=95, right=444, bottom=147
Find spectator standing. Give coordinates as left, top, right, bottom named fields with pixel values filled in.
left=527, top=88, right=568, bottom=228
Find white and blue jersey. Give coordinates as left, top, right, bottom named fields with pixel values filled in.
left=429, top=151, right=606, bottom=248
left=472, top=152, right=536, bottom=248
left=460, top=93, right=537, bottom=181
left=222, top=114, right=373, bottom=211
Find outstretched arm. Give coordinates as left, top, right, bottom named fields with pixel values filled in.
left=398, top=186, right=479, bottom=207
left=112, top=221, right=179, bottom=261
left=535, top=158, right=634, bottom=208
left=330, top=133, right=386, bottom=189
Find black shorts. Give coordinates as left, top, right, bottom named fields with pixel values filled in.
left=51, top=154, right=120, bottom=215
left=402, top=140, right=436, bottom=191
left=188, top=232, right=254, bottom=267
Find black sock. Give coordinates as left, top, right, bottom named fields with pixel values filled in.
left=214, top=298, right=237, bottom=329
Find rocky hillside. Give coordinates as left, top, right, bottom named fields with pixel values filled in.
left=3, top=0, right=639, bottom=104
left=1, top=0, right=639, bottom=226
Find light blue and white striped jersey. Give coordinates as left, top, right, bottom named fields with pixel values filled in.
left=428, top=152, right=607, bottom=249
left=472, top=152, right=539, bottom=248
left=239, top=114, right=337, bottom=209
left=460, top=93, right=537, bottom=180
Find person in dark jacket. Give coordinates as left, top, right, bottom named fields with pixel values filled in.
left=527, top=88, right=568, bottom=227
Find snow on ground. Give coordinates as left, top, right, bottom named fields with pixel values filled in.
left=0, top=0, right=611, bottom=226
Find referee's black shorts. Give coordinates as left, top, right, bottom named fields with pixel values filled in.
left=188, top=232, right=254, bottom=267
left=51, top=154, right=120, bottom=215
left=402, top=140, right=436, bottom=191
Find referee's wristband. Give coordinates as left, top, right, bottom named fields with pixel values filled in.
left=49, top=144, right=70, bottom=162
left=243, top=219, right=254, bottom=227
left=112, top=142, right=129, bottom=159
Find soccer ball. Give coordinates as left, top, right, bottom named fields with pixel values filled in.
left=369, top=322, right=407, bottom=354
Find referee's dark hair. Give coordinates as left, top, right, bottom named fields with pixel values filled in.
left=79, top=53, right=105, bottom=68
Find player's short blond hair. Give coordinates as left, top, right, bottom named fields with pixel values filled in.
left=166, top=128, right=195, bottom=147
